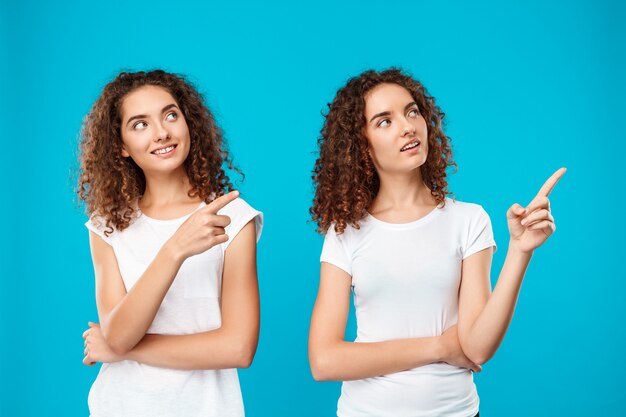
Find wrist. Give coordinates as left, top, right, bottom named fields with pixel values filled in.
left=432, top=335, right=447, bottom=363
left=508, top=240, right=535, bottom=259
left=162, top=239, right=186, bottom=264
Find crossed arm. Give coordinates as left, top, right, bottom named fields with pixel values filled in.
left=308, top=261, right=482, bottom=382
left=83, top=220, right=259, bottom=370
left=308, top=245, right=534, bottom=381
left=309, top=169, right=564, bottom=380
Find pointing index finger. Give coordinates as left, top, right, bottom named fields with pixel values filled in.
left=536, top=168, right=567, bottom=197
left=206, top=190, right=239, bottom=214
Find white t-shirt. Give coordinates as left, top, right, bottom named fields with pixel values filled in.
left=85, top=197, right=263, bottom=417
left=320, top=198, right=496, bottom=417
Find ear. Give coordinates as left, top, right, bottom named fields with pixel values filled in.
left=121, top=144, right=130, bottom=158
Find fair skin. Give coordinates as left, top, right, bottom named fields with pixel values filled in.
left=82, top=85, right=260, bottom=369
left=309, top=83, right=565, bottom=381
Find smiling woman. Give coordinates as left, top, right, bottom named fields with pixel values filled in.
left=78, top=71, right=240, bottom=234
left=119, top=87, right=191, bottom=172
left=77, top=70, right=263, bottom=417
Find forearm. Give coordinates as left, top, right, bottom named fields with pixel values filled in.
left=310, top=336, right=441, bottom=381
left=463, top=243, right=532, bottom=363
left=104, top=243, right=184, bottom=355
left=124, top=327, right=257, bottom=370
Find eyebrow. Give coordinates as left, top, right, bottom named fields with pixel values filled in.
left=125, top=103, right=180, bottom=126
left=369, top=101, right=418, bottom=124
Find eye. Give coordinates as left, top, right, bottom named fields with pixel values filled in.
left=133, top=121, right=147, bottom=130
left=407, top=108, right=420, bottom=118
left=165, top=111, right=178, bottom=121
left=377, top=118, right=391, bottom=128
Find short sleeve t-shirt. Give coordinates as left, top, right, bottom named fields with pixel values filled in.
left=85, top=197, right=263, bottom=417
left=320, top=198, right=496, bottom=417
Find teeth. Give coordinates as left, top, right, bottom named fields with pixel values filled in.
left=401, top=141, right=420, bottom=151
left=154, top=145, right=175, bottom=154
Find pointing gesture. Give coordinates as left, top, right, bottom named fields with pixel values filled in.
left=204, top=190, right=241, bottom=215
left=167, top=190, right=240, bottom=260
left=507, top=168, right=566, bottom=253
left=535, top=168, right=566, bottom=198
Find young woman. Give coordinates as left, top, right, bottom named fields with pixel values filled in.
left=78, top=70, right=263, bottom=417
left=308, top=68, right=564, bottom=417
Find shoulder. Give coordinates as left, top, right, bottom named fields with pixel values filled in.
left=324, top=220, right=361, bottom=239
left=218, top=196, right=264, bottom=247
left=85, top=214, right=117, bottom=243
left=441, top=197, right=487, bottom=219
left=218, top=196, right=259, bottom=217
left=436, top=198, right=493, bottom=233
left=323, top=220, right=365, bottom=252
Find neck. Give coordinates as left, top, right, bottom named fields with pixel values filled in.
left=370, top=169, right=436, bottom=213
left=141, top=167, right=197, bottom=207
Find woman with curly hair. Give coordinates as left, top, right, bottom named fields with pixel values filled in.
left=78, top=70, right=263, bottom=417
left=308, top=68, right=564, bottom=417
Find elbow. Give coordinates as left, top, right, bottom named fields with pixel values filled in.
left=458, top=337, right=493, bottom=366
left=309, top=351, right=336, bottom=381
left=473, top=354, right=492, bottom=366
left=233, top=349, right=255, bottom=369
left=106, top=336, right=133, bottom=357
left=465, top=349, right=493, bottom=366
left=231, top=340, right=257, bottom=369
left=102, top=328, right=134, bottom=357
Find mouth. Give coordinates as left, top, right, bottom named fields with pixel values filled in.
left=151, top=144, right=177, bottom=155
left=400, top=139, right=421, bottom=152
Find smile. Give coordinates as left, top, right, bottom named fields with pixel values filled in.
left=400, top=140, right=420, bottom=152
left=151, top=145, right=177, bottom=155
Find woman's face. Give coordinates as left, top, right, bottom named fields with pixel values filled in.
left=119, top=85, right=191, bottom=176
left=363, top=83, right=428, bottom=176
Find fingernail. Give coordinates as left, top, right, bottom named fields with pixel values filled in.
left=521, top=219, right=527, bottom=225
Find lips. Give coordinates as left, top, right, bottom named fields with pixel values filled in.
left=400, top=139, right=421, bottom=152
left=151, top=144, right=177, bottom=155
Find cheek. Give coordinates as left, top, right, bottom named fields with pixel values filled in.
left=121, top=136, right=141, bottom=154
left=417, top=117, right=428, bottom=134
left=367, top=129, right=394, bottom=154
left=120, top=131, right=151, bottom=159
left=174, top=118, right=191, bottom=136
left=176, top=122, right=189, bottom=135
left=418, top=119, right=429, bottom=149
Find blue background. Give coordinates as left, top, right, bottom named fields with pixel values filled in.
left=1, top=0, right=624, bottom=416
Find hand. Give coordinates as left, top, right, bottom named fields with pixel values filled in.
left=166, top=191, right=239, bottom=260
left=439, top=325, right=482, bottom=372
left=507, top=168, right=566, bottom=254
left=83, top=322, right=124, bottom=366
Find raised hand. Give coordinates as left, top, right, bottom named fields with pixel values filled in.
left=167, top=191, right=239, bottom=260
left=507, top=168, right=566, bottom=253
left=83, top=322, right=123, bottom=366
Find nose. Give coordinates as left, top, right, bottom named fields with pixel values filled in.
left=154, top=121, right=171, bottom=142
left=401, top=117, right=416, bottom=137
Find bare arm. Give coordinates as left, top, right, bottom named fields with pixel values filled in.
left=90, top=191, right=239, bottom=356
left=458, top=168, right=565, bottom=364
left=124, top=221, right=260, bottom=369
left=308, top=262, right=479, bottom=381
left=457, top=246, right=531, bottom=365
left=85, top=220, right=260, bottom=370
left=91, top=231, right=183, bottom=356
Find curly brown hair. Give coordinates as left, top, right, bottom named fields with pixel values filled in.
left=311, top=68, right=456, bottom=234
left=77, top=70, right=239, bottom=235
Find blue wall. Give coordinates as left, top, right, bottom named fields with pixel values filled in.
left=1, top=1, right=624, bottom=415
